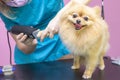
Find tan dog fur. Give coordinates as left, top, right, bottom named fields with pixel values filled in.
left=58, top=0, right=109, bottom=79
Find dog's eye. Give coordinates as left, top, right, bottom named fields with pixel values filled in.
left=72, top=13, right=78, bottom=18
left=84, top=16, right=89, bottom=21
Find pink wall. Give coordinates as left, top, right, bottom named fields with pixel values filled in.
left=0, top=18, right=15, bottom=66
left=0, top=0, right=120, bottom=66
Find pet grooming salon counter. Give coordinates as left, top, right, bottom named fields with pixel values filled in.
left=0, top=57, right=120, bottom=80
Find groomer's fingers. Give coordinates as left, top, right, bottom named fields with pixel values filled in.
left=17, top=33, right=28, bottom=42
left=16, top=33, right=24, bottom=40
left=40, top=30, right=49, bottom=42
left=37, top=31, right=42, bottom=38
left=20, top=34, right=28, bottom=42
left=40, top=33, right=48, bottom=42
left=32, top=39, right=38, bottom=45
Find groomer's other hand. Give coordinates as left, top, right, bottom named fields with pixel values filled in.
left=16, top=33, right=37, bottom=46
left=37, top=19, right=59, bottom=42
left=10, top=33, right=37, bottom=54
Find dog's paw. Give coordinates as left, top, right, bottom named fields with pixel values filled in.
left=82, top=70, right=92, bottom=79
left=82, top=74, right=92, bottom=79
left=99, top=65, right=105, bottom=70
left=71, top=66, right=79, bottom=69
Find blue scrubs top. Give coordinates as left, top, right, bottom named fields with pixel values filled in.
left=0, top=0, right=70, bottom=64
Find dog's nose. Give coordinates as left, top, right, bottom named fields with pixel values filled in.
left=76, top=20, right=81, bottom=24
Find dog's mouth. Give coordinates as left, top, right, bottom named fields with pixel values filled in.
left=74, top=23, right=86, bottom=30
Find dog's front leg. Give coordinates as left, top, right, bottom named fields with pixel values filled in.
left=82, top=56, right=98, bottom=79
left=71, top=54, right=80, bottom=69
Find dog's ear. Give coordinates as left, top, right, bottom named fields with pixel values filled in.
left=93, top=6, right=101, bottom=17
left=71, top=0, right=91, bottom=5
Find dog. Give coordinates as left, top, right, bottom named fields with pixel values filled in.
left=37, top=0, right=109, bottom=79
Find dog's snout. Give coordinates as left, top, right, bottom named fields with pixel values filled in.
left=76, top=20, right=81, bottom=24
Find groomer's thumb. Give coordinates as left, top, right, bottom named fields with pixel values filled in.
left=33, top=39, right=38, bottom=45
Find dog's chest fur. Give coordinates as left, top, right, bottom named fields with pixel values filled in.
left=59, top=22, right=103, bottom=55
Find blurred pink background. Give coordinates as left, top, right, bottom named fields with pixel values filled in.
left=0, top=0, right=120, bottom=66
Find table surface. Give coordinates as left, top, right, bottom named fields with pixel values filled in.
left=0, top=57, right=120, bottom=80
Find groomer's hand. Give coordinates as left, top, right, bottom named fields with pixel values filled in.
left=10, top=33, right=37, bottom=54
left=37, top=18, right=59, bottom=42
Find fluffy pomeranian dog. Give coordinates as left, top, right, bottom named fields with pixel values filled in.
left=58, top=0, right=109, bottom=79
left=37, top=0, right=109, bottom=79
